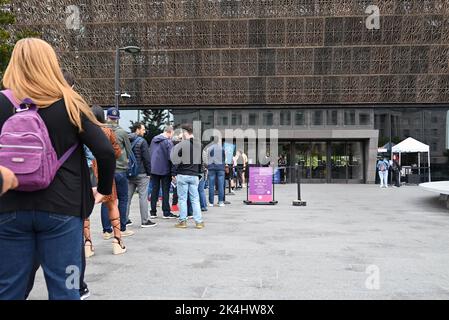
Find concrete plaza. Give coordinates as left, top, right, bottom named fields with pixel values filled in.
left=29, top=184, right=449, bottom=300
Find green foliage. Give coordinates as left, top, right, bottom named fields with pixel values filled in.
left=130, top=109, right=170, bottom=143
left=0, top=1, right=40, bottom=78
left=0, top=0, right=14, bottom=77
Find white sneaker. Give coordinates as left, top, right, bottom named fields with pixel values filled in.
left=208, top=203, right=214, bottom=207
left=218, top=202, right=225, bottom=207
left=103, top=232, right=114, bottom=240
left=121, top=230, right=135, bottom=237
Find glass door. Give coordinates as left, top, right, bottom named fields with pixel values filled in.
left=347, top=141, right=364, bottom=183
left=331, top=142, right=348, bottom=182
left=330, top=141, right=365, bottom=183
left=294, top=142, right=327, bottom=183
left=278, top=142, right=292, bottom=183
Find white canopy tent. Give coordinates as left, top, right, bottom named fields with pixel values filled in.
left=391, top=137, right=431, bottom=182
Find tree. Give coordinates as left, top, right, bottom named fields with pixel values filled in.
left=0, top=0, right=40, bottom=78
left=131, top=109, right=171, bottom=143
left=0, top=0, right=15, bottom=77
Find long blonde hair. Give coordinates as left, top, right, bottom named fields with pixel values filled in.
left=2, top=38, right=99, bottom=131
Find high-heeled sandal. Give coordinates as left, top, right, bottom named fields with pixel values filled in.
left=84, top=239, right=95, bottom=258
left=112, top=237, right=126, bottom=255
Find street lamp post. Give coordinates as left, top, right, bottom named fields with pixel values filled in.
left=114, top=46, right=142, bottom=110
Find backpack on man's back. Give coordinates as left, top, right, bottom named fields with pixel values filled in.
left=127, top=137, right=144, bottom=178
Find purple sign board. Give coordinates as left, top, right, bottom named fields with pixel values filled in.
left=248, top=167, right=274, bottom=203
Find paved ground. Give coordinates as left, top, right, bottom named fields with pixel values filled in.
left=29, top=184, right=449, bottom=300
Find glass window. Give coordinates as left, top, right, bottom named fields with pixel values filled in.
left=327, top=110, right=338, bottom=126
left=432, top=142, right=438, bottom=152
left=263, top=112, right=274, bottom=126
left=344, top=110, right=356, bottom=126
left=248, top=112, right=259, bottom=126
left=200, top=110, right=214, bottom=131
left=280, top=111, right=291, bottom=126
left=217, top=111, right=229, bottom=126
left=172, top=109, right=200, bottom=127
left=359, top=112, right=371, bottom=126
left=295, top=111, right=306, bottom=126
left=231, top=112, right=242, bottom=126
left=312, top=110, right=324, bottom=126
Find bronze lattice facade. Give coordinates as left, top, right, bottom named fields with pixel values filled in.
left=10, top=0, right=449, bottom=107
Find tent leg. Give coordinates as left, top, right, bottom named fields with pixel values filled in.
left=418, top=153, right=421, bottom=181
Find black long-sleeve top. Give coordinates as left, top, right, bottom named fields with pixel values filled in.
left=172, top=138, right=202, bottom=177
left=0, top=94, right=116, bottom=218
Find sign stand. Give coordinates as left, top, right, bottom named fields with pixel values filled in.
left=292, top=164, right=307, bottom=206
left=244, top=165, right=278, bottom=205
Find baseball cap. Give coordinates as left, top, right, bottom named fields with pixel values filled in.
left=107, top=107, right=120, bottom=120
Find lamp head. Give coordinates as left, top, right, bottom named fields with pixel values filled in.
left=121, top=46, right=141, bottom=54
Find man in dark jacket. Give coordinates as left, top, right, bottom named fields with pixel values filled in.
left=149, top=125, right=177, bottom=219
left=126, top=122, right=157, bottom=228
left=172, top=124, right=204, bottom=229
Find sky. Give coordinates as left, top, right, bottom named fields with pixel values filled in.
left=118, top=110, right=139, bottom=131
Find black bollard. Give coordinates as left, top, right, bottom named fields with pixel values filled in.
left=292, top=164, right=307, bottom=206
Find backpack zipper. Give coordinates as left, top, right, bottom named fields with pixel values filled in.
left=0, top=144, right=44, bottom=150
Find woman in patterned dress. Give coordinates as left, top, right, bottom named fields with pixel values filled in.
left=84, top=105, right=126, bottom=256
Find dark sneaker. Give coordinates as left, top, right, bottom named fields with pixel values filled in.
left=150, top=214, right=158, bottom=219
left=201, top=208, right=208, bottom=212
left=126, top=219, right=133, bottom=226
left=163, top=213, right=179, bottom=219
left=141, top=220, right=157, bottom=228
left=80, top=287, right=90, bottom=300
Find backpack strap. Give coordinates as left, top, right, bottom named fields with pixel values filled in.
left=131, top=137, right=144, bottom=150
left=56, top=143, right=80, bottom=170
left=1, top=90, right=37, bottom=112
left=1, top=89, right=20, bottom=109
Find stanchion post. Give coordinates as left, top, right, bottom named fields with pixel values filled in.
left=292, top=164, right=307, bottom=206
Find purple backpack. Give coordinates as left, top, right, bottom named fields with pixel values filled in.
left=0, top=90, right=78, bottom=192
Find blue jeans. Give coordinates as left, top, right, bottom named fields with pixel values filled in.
left=102, top=172, right=129, bottom=232
left=208, top=169, right=225, bottom=204
left=198, top=176, right=207, bottom=209
left=177, top=175, right=202, bottom=223
left=188, top=177, right=207, bottom=214
left=0, top=211, right=82, bottom=300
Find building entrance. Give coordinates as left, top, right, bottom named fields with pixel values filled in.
left=281, top=141, right=365, bottom=183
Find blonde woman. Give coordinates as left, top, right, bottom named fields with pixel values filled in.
left=0, top=38, right=116, bottom=300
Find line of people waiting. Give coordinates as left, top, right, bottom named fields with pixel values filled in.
left=0, top=37, right=236, bottom=301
